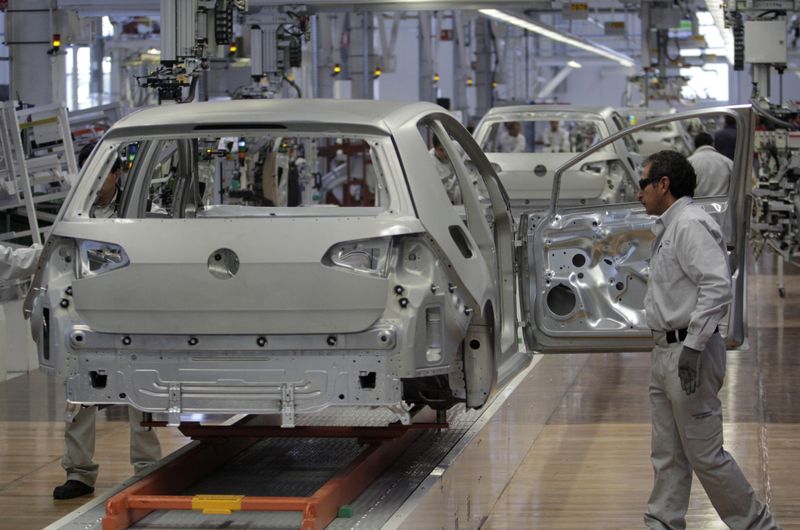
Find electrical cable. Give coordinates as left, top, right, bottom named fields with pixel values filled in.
left=283, top=76, right=302, bottom=98
left=750, top=99, right=799, bottom=131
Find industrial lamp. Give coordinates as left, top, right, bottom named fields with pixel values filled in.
left=479, top=9, right=635, bottom=68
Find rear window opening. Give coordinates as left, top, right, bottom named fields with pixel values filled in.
left=73, top=132, right=392, bottom=219
left=480, top=118, right=611, bottom=154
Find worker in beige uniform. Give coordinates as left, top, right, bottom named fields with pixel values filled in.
left=53, top=144, right=162, bottom=500
left=638, top=150, right=779, bottom=530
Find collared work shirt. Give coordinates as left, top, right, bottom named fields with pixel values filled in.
left=643, top=196, right=731, bottom=351
left=496, top=130, right=526, bottom=153
left=0, top=243, right=42, bottom=282
left=688, top=145, right=732, bottom=197
left=543, top=128, right=570, bottom=153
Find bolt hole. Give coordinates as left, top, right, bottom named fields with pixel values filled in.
left=119, top=393, right=126, bottom=399
left=469, top=339, right=481, bottom=350
left=338, top=394, right=345, bottom=400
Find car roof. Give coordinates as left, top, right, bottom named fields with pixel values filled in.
left=481, top=104, right=617, bottom=121
left=110, top=99, right=446, bottom=135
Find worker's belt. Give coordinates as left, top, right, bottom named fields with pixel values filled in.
left=664, top=326, right=719, bottom=344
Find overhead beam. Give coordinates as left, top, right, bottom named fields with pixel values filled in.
left=58, top=0, right=553, bottom=16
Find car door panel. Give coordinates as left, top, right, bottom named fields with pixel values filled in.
left=519, top=106, right=753, bottom=354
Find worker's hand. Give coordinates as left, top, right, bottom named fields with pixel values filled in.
left=678, top=346, right=702, bottom=395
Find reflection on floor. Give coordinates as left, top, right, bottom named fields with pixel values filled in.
left=484, top=252, right=800, bottom=529
left=0, top=252, right=798, bottom=530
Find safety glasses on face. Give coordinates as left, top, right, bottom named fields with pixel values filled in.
left=638, top=175, right=661, bottom=190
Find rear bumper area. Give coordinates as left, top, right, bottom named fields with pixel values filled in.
left=69, top=350, right=402, bottom=426
left=61, top=325, right=406, bottom=425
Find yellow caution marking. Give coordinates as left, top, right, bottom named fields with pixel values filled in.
left=191, top=494, right=245, bottom=515
left=19, top=117, right=58, bottom=130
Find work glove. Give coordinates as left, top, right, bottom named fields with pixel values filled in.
left=678, top=346, right=702, bottom=395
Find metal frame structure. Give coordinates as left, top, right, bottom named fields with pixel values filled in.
left=102, top=409, right=439, bottom=530
left=0, top=102, right=77, bottom=244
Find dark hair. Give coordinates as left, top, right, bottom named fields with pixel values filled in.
left=694, top=131, right=713, bottom=149
left=724, top=115, right=736, bottom=127
left=77, top=143, right=96, bottom=168
left=645, top=150, right=696, bottom=199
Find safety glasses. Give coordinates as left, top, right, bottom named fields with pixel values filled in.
left=638, top=176, right=661, bottom=190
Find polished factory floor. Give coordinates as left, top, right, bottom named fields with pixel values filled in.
left=0, top=252, right=797, bottom=530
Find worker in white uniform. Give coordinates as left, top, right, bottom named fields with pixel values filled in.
left=0, top=244, right=41, bottom=281
left=53, top=144, right=162, bottom=500
left=430, top=135, right=461, bottom=204
left=495, top=121, right=526, bottom=153
left=542, top=120, right=570, bottom=153
left=687, top=132, right=731, bottom=197
left=638, top=150, right=780, bottom=530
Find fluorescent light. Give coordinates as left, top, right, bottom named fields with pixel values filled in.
left=680, top=49, right=703, bottom=57
left=567, top=60, right=582, bottom=68
left=479, top=9, right=635, bottom=68
left=701, top=5, right=734, bottom=64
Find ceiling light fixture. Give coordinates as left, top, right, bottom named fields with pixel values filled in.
left=567, top=60, right=582, bottom=68
left=701, top=4, right=734, bottom=64
left=479, top=9, right=635, bottom=68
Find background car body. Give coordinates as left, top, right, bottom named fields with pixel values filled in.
left=621, top=107, right=694, bottom=157
left=472, top=105, right=641, bottom=215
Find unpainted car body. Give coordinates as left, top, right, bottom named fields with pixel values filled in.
left=622, top=107, right=694, bottom=157
left=472, top=105, right=641, bottom=215
left=25, top=99, right=526, bottom=426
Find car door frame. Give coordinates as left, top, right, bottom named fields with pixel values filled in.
left=518, top=105, right=754, bottom=353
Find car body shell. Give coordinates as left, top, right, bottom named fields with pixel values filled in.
left=472, top=105, right=641, bottom=215
left=621, top=107, right=694, bottom=157
left=25, top=99, right=526, bottom=426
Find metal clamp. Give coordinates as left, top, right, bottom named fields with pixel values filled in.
left=280, top=383, right=295, bottom=428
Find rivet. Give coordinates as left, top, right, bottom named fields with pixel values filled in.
left=257, top=336, right=267, bottom=347
left=59, top=299, right=69, bottom=308
left=188, top=337, right=199, bottom=346
left=122, top=336, right=132, bottom=346
left=327, top=335, right=337, bottom=346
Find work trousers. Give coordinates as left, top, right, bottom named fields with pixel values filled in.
left=644, top=333, right=779, bottom=530
left=61, top=405, right=162, bottom=487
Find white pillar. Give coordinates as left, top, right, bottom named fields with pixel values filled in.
left=315, top=14, right=334, bottom=98
left=451, top=11, right=468, bottom=115
left=349, top=13, right=376, bottom=99
left=418, top=12, right=435, bottom=103
left=7, top=0, right=61, bottom=106
left=474, top=18, right=493, bottom=119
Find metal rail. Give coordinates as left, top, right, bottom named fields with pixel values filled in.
left=102, top=408, right=441, bottom=530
